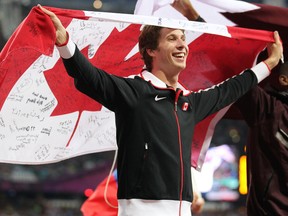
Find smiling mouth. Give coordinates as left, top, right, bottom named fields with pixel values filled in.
left=173, top=52, right=186, bottom=60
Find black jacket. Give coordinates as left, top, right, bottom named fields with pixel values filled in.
left=61, top=44, right=268, bottom=214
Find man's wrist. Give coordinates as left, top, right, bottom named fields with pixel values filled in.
left=56, top=35, right=76, bottom=59
left=56, top=32, right=69, bottom=47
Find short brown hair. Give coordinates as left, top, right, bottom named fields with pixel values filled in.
left=138, top=25, right=163, bottom=72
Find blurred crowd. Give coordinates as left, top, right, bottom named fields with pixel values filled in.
left=0, top=194, right=83, bottom=216
left=0, top=152, right=114, bottom=184
left=0, top=152, right=115, bottom=215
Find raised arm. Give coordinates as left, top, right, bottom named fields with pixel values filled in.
left=171, top=0, right=202, bottom=21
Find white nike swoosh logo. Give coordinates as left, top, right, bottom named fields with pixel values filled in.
left=155, top=95, right=167, bottom=101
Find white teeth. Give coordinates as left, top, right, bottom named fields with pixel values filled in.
left=173, top=53, right=185, bottom=58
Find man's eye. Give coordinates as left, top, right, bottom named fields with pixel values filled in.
left=167, top=35, right=176, bottom=40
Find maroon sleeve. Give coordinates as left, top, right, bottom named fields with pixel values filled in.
left=234, top=86, right=272, bottom=126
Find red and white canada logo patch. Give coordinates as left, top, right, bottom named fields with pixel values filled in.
left=182, top=102, right=189, bottom=111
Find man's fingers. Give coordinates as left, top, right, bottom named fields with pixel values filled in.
left=38, top=4, right=55, bottom=18
left=38, top=4, right=63, bottom=28
left=270, top=31, right=284, bottom=63
left=274, top=31, right=285, bottom=63
left=274, top=31, right=281, bottom=44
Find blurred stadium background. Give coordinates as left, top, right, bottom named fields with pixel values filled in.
left=0, top=0, right=287, bottom=215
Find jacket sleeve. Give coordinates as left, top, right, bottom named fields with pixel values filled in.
left=235, top=86, right=274, bottom=126
left=56, top=38, right=140, bottom=112
left=192, top=62, right=270, bottom=123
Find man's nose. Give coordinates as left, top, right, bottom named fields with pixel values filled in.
left=176, top=38, right=186, bottom=47
left=177, top=39, right=188, bottom=51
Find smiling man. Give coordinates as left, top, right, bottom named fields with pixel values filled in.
left=39, top=5, right=282, bottom=216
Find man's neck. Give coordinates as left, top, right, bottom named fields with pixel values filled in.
left=152, top=70, right=180, bottom=90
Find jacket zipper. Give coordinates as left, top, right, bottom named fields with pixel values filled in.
left=144, top=143, right=148, bottom=159
left=175, top=89, right=182, bottom=112
left=174, top=89, right=184, bottom=216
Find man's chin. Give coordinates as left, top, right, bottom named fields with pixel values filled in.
left=177, top=64, right=186, bottom=71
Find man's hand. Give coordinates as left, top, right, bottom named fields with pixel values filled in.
left=264, top=31, right=284, bottom=70
left=191, top=191, right=205, bottom=214
left=38, top=4, right=68, bottom=45
left=171, top=0, right=200, bottom=21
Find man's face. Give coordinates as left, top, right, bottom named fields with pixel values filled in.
left=151, top=28, right=189, bottom=74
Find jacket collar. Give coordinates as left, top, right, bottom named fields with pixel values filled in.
left=140, top=70, right=191, bottom=95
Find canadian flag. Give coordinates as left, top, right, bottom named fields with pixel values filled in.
left=0, top=4, right=276, bottom=169
left=182, top=102, right=189, bottom=111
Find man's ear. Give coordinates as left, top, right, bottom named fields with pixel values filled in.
left=279, top=75, right=288, bottom=86
left=146, top=49, right=155, bottom=57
